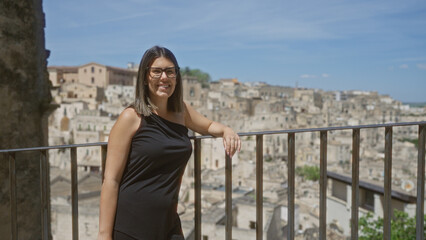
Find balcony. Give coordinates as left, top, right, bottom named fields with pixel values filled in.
left=2, top=121, right=425, bottom=240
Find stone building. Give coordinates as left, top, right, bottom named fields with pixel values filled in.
left=182, top=75, right=206, bottom=108
left=327, top=171, right=418, bottom=237
left=49, top=62, right=137, bottom=88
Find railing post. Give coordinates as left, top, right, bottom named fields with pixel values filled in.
left=39, top=150, right=49, bottom=240
left=351, top=129, right=360, bottom=240
left=225, top=152, right=233, bottom=240
left=101, top=145, right=107, bottom=183
left=70, top=147, right=79, bottom=240
left=288, top=133, right=295, bottom=240
left=384, top=127, right=393, bottom=240
left=319, top=131, right=327, bottom=240
left=194, top=138, right=202, bottom=240
left=256, top=135, right=263, bottom=240
left=9, top=152, right=17, bottom=240
left=416, top=125, right=425, bottom=240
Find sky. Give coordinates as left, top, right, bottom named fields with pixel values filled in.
left=43, top=0, right=426, bottom=102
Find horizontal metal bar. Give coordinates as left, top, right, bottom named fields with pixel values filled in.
left=1, top=122, right=425, bottom=153
left=0, top=142, right=108, bottom=153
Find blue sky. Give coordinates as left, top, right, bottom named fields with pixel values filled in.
left=44, top=0, right=426, bottom=102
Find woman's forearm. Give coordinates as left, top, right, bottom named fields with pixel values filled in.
left=207, top=121, right=231, bottom=137
left=98, top=179, right=120, bottom=237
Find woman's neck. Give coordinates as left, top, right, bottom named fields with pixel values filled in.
left=151, top=97, right=168, bottom=116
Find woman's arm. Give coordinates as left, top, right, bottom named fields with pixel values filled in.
left=98, top=108, right=140, bottom=240
left=184, top=102, right=241, bottom=156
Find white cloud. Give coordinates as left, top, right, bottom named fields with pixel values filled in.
left=321, top=73, right=330, bottom=78
left=399, top=64, right=408, bottom=69
left=417, top=63, right=426, bottom=70
left=300, top=74, right=317, bottom=78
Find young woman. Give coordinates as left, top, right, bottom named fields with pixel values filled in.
left=98, top=46, right=241, bottom=240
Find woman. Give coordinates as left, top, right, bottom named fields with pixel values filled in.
left=98, top=46, right=241, bottom=240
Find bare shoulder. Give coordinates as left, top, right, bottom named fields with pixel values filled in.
left=119, top=107, right=140, bottom=123
left=112, top=108, right=141, bottom=136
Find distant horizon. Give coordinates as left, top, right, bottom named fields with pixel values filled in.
left=48, top=60, right=426, bottom=104
left=44, top=0, right=426, bottom=103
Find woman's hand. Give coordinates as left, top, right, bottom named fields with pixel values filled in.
left=222, top=127, right=241, bottom=157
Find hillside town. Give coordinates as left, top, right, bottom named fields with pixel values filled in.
left=47, top=62, right=426, bottom=239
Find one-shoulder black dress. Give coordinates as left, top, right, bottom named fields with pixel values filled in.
left=113, top=114, right=192, bottom=240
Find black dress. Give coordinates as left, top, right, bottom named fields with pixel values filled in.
left=113, top=114, right=192, bottom=240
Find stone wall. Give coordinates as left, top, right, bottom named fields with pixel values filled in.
left=0, top=0, right=53, bottom=239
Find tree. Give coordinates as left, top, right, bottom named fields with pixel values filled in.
left=295, top=165, right=320, bottom=181
left=181, top=67, right=211, bottom=88
left=359, top=210, right=426, bottom=240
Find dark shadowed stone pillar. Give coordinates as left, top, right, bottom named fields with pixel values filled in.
left=0, top=0, right=54, bottom=239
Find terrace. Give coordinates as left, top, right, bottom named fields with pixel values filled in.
left=2, top=121, right=425, bottom=240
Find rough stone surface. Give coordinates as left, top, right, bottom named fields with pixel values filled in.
left=0, top=0, right=53, bottom=239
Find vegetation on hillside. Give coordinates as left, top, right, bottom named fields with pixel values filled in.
left=359, top=210, right=426, bottom=240
left=295, top=165, right=320, bottom=181
left=181, top=67, right=211, bottom=88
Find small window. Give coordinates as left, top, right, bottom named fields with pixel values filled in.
left=84, top=69, right=87, bottom=73
left=363, top=190, right=375, bottom=211
left=99, top=69, right=102, bottom=73
left=249, top=221, right=256, bottom=229
left=202, top=236, right=208, bottom=240
left=91, top=67, right=94, bottom=73
left=91, top=77, right=95, bottom=84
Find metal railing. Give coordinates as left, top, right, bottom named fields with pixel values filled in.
left=1, top=121, right=425, bottom=240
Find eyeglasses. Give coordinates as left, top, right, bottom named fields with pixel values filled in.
left=147, top=67, right=179, bottom=79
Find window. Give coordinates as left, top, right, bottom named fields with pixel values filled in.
left=99, top=69, right=102, bottom=73
left=249, top=221, right=256, bottom=229
left=190, top=87, right=195, bottom=97
left=91, top=77, right=95, bottom=84
left=84, top=69, right=87, bottom=73
left=202, top=236, right=208, bottom=240
left=362, top=190, right=375, bottom=211
left=91, top=67, right=94, bottom=73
